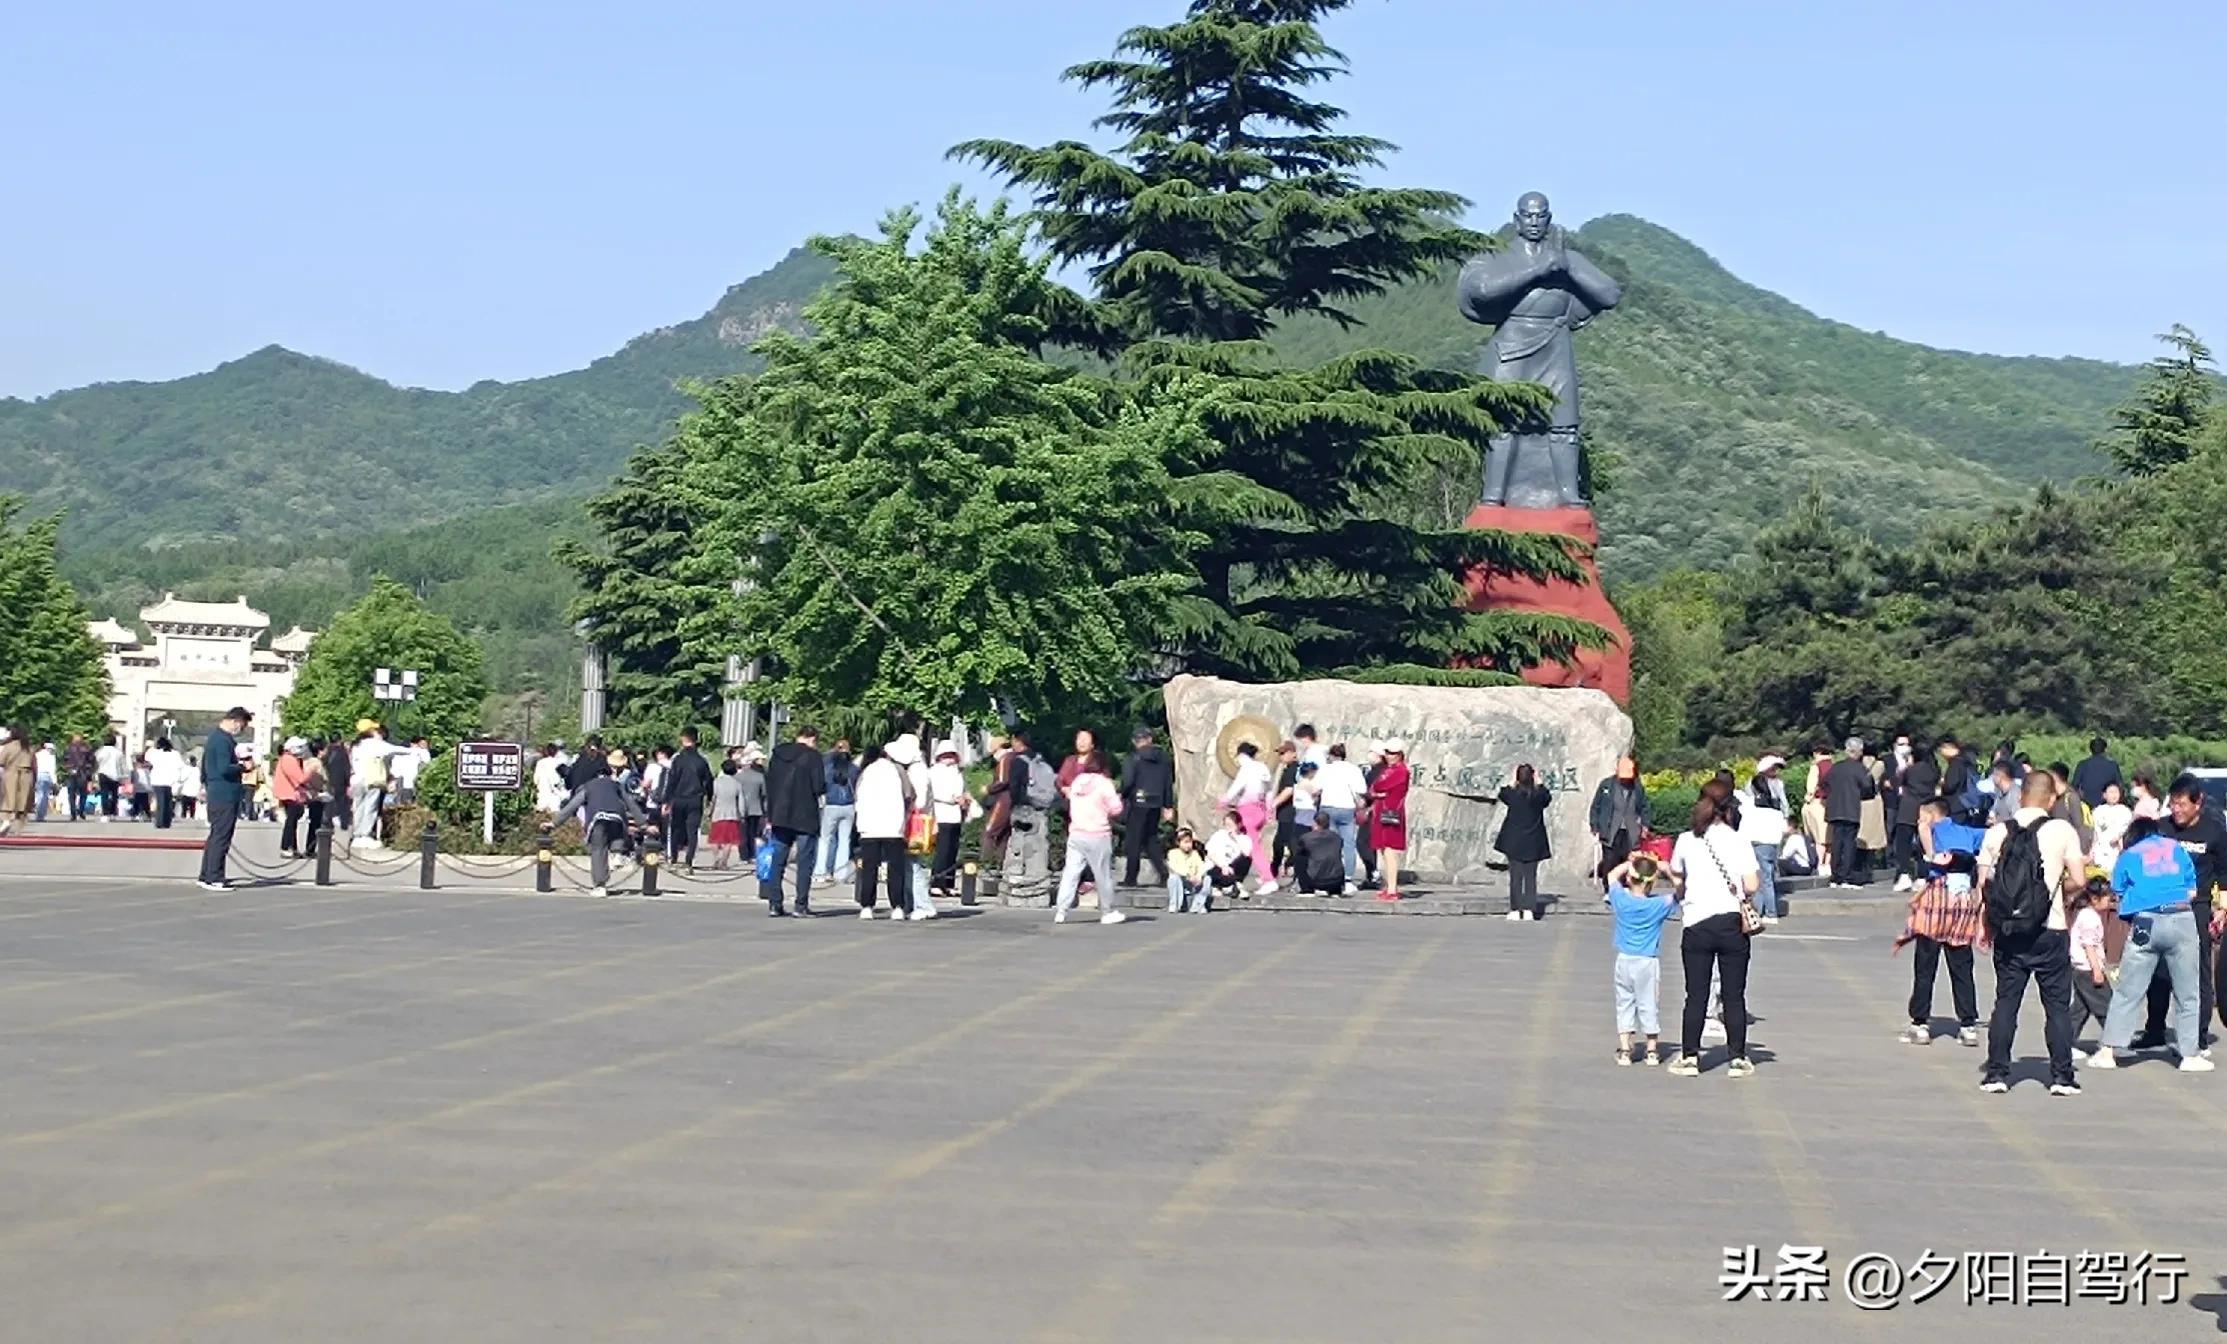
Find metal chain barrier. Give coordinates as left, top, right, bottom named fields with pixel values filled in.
left=334, top=848, right=422, bottom=877
left=231, top=850, right=313, bottom=880
left=432, top=853, right=537, bottom=879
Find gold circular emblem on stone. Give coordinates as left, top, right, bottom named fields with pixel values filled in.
left=1214, top=714, right=1282, bottom=778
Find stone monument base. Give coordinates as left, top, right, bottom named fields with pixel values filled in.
left=1461, top=504, right=1631, bottom=704
left=1164, top=674, right=1632, bottom=895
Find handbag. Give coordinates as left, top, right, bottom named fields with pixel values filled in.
left=906, top=808, right=935, bottom=856
left=753, top=834, right=781, bottom=882
left=1702, top=834, right=1766, bottom=935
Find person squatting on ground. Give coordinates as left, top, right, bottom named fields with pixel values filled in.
left=1608, top=854, right=1678, bottom=1067
left=552, top=752, right=648, bottom=896
left=1294, top=811, right=1347, bottom=896
left=1666, top=795, right=1761, bottom=1079
left=1205, top=811, right=1252, bottom=906
left=1056, top=754, right=1126, bottom=925
left=1165, top=826, right=1211, bottom=914
left=1891, top=799, right=1987, bottom=1046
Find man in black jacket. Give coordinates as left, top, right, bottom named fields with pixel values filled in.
left=762, top=726, right=826, bottom=917
left=566, top=737, right=609, bottom=792
left=1890, top=738, right=1942, bottom=892
left=659, top=728, right=715, bottom=872
left=1823, top=736, right=1876, bottom=889
left=2069, top=738, right=2124, bottom=810
left=1118, top=726, right=1176, bottom=887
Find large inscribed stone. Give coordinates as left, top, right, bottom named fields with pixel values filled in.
left=1164, top=675, right=1632, bottom=896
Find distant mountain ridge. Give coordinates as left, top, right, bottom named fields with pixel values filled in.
left=4, top=219, right=2135, bottom=583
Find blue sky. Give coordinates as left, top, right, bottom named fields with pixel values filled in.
left=4, top=0, right=2220, bottom=398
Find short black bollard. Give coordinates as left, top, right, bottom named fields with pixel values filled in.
left=419, top=820, right=439, bottom=890
left=535, top=824, right=554, bottom=894
left=960, top=861, right=978, bottom=907
left=315, top=819, right=336, bottom=887
left=641, top=847, right=660, bottom=897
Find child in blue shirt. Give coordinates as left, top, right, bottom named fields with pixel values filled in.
left=1608, top=854, right=1679, bottom=1067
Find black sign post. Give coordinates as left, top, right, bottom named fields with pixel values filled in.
left=454, top=740, right=526, bottom=846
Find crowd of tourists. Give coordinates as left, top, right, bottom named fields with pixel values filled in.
left=1592, top=733, right=2224, bottom=1095
left=513, top=719, right=1435, bottom=918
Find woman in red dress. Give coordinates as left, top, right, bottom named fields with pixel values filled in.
left=1370, top=740, right=1412, bottom=901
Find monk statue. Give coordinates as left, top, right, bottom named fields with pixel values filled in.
left=1456, top=192, right=1623, bottom=509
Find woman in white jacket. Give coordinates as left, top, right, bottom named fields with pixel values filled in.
left=852, top=744, right=914, bottom=920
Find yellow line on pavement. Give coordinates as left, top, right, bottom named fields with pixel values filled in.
left=1463, top=920, right=1576, bottom=1269
left=169, top=932, right=1066, bottom=1333
left=0, top=933, right=860, bottom=1158
left=1031, top=932, right=1443, bottom=1344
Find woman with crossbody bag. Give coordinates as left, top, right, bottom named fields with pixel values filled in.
left=1369, top=741, right=1413, bottom=902
left=1667, top=794, right=1763, bottom=1078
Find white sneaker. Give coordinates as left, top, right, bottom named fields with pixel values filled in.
left=1343, top=883, right=1358, bottom=896
left=1506, top=911, right=1521, bottom=922
left=1892, top=875, right=1914, bottom=893
left=2086, top=1050, right=2118, bottom=1069
left=1522, top=911, right=1537, bottom=921
left=1099, top=909, right=1127, bottom=925
left=1956, top=1026, right=1980, bottom=1047
left=2048, top=1081, right=2081, bottom=1097
left=1978, top=1078, right=2009, bottom=1093
left=591, top=886, right=608, bottom=898
left=1254, top=881, right=1279, bottom=897
left=2180, top=1055, right=2216, bottom=1073
left=193, top=880, right=228, bottom=892
left=1900, top=1024, right=1930, bottom=1045
left=1760, top=915, right=1780, bottom=926
left=1053, top=909, right=1067, bottom=924
left=909, top=906, right=936, bottom=921
left=859, top=908, right=875, bottom=921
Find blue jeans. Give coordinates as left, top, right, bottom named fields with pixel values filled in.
left=2102, top=907, right=2202, bottom=1057
left=816, top=803, right=856, bottom=880
left=759, top=826, right=819, bottom=912
left=1614, top=953, right=1661, bottom=1035
left=1751, top=843, right=1780, bottom=918
left=1167, top=875, right=1209, bottom=914
left=33, top=778, right=52, bottom=822
left=1322, top=806, right=1359, bottom=878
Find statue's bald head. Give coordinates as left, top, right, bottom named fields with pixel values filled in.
left=1514, top=192, right=1552, bottom=242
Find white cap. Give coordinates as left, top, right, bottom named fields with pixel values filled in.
left=1755, top=754, right=1786, bottom=774
left=1383, top=738, right=1407, bottom=754
left=933, top=739, right=959, bottom=760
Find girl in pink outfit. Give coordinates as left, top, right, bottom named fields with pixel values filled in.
left=1056, top=758, right=1127, bottom=925
left=1219, top=741, right=1276, bottom=893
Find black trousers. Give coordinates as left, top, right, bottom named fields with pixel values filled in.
left=153, top=786, right=175, bottom=829
left=2143, top=898, right=2215, bottom=1046
left=1210, top=856, right=1251, bottom=896
left=855, top=836, right=912, bottom=914
left=1681, top=913, right=1751, bottom=1059
left=99, top=776, right=120, bottom=816
left=1270, top=812, right=1298, bottom=877
left=198, top=799, right=240, bottom=885
left=1907, top=936, right=1977, bottom=1026
left=2070, top=969, right=2113, bottom=1040
left=1597, top=828, right=1634, bottom=882
left=668, top=800, right=704, bottom=867
left=930, top=822, right=963, bottom=893
left=306, top=799, right=327, bottom=842
left=1984, top=927, right=2074, bottom=1086
left=1508, top=859, right=1540, bottom=914
left=1827, top=820, right=1861, bottom=883
left=279, top=801, right=305, bottom=853
left=1120, top=804, right=1167, bottom=885
left=1889, top=822, right=1920, bottom=880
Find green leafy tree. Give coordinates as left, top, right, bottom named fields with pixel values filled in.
left=282, top=578, right=490, bottom=745
left=682, top=195, right=1203, bottom=731
left=955, top=0, right=1598, bottom=681
left=555, top=444, right=727, bottom=746
left=2097, top=325, right=2217, bottom=476
left=0, top=497, right=111, bottom=737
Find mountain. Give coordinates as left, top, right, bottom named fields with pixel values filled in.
left=10, top=216, right=2146, bottom=699
left=1271, top=215, right=2135, bottom=577
left=0, top=247, right=836, bottom=546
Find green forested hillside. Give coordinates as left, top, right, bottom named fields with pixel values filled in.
left=15, top=215, right=2144, bottom=696
left=1, top=248, right=833, bottom=546
left=1273, top=216, right=2132, bottom=578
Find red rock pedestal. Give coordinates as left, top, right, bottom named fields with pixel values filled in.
left=1461, top=504, right=1631, bottom=704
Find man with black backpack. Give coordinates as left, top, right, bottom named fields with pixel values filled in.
left=999, top=728, right=1058, bottom=906
left=1976, top=771, right=2088, bottom=1095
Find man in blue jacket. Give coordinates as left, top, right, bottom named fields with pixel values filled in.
left=197, top=707, right=251, bottom=891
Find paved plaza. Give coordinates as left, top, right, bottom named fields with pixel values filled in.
left=0, top=875, right=2221, bottom=1342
